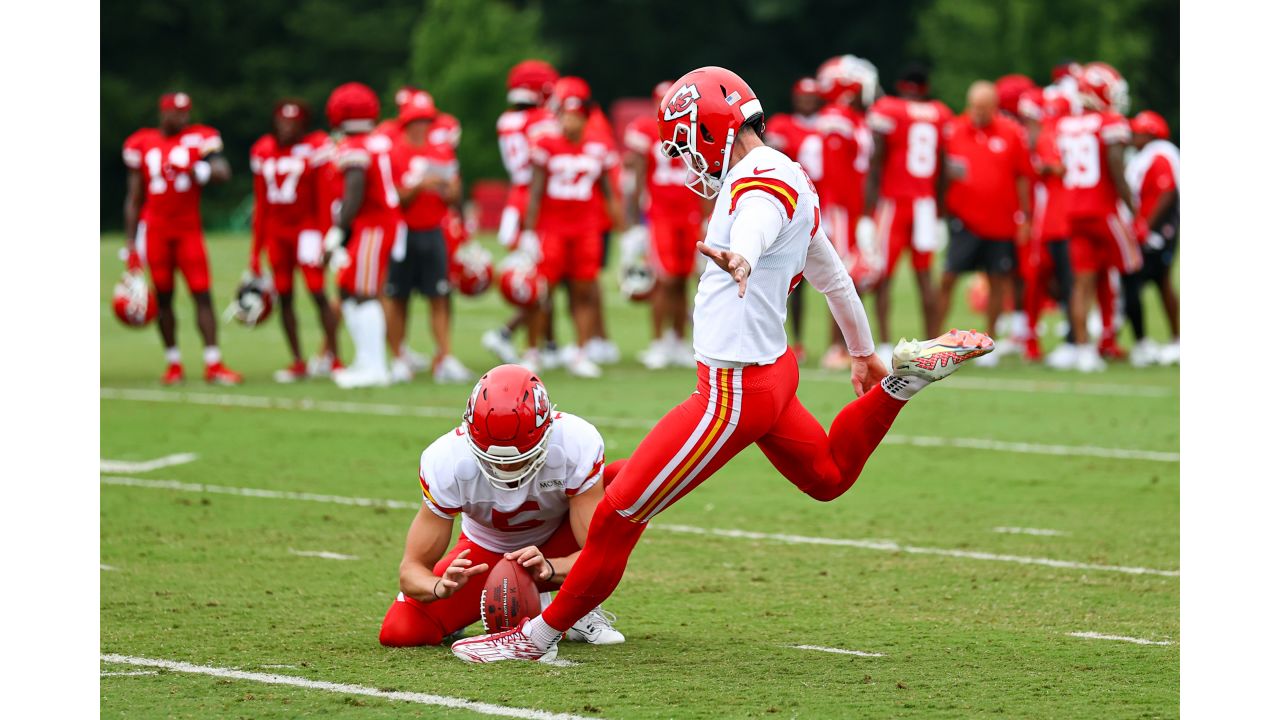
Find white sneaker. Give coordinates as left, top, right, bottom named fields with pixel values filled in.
left=518, top=349, right=541, bottom=374
left=565, top=606, right=625, bottom=645
left=390, top=357, right=414, bottom=384
left=1074, top=345, right=1106, bottom=373
left=400, top=344, right=431, bottom=373
left=541, top=345, right=564, bottom=371
left=567, top=351, right=602, bottom=379
left=333, top=365, right=390, bottom=389
left=668, top=340, right=697, bottom=368
left=973, top=350, right=1000, bottom=368
left=890, top=329, right=995, bottom=382
left=1045, top=343, right=1079, bottom=371
left=1130, top=338, right=1160, bottom=368
left=433, top=355, right=474, bottom=384
left=482, top=329, right=520, bottom=365
left=639, top=340, right=671, bottom=370
left=450, top=618, right=558, bottom=664
left=587, top=338, right=621, bottom=365
left=1159, top=340, right=1180, bottom=366
left=306, top=353, right=336, bottom=378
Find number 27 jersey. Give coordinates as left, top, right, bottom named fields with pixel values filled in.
left=867, top=96, right=952, bottom=201
left=530, top=134, right=617, bottom=233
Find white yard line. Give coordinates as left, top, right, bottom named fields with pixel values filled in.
left=100, top=476, right=1179, bottom=578
left=654, top=524, right=1179, bottom=578
left=801, top=371, right=1176, bottom=398
left=101, top=670, right=158, bottom=677
left=1066, top=631, right=1175, bottom=646
left=101, top=564, right=117, bottom=571
left=993, top=527, right=1068, bottom=536
left=288, top=549, right=360, bottom=561
left=100, top=387, right=1178, bottom=463
left=99, top=654, right=601, bottom=720
left=100, top=452, right=198, bottom=473
left=788, top=644, right=885, bottom=657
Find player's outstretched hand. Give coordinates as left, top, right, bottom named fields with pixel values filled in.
left=434, top=549, right=490, bottom=600
left=851, top=352, right=889, bottom=397
left=697, top=242, right=751, bottom=297
left=505, top=546, right=553, bottom=582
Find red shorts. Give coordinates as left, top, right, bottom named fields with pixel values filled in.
left=337, top=218, right=404, bottom=297
left=377, top=516, right=582, bottom=647
left=1068, top=213, right=1142, bottom=274
left=874, top=198, right=934, bottom=274
left=650, top=212, right=701, bottom=278
left=265, top=227, right=325, bottom=295
left=137, top=220, right=209, bottom=294
left=538, top=230, right=601, bottom=284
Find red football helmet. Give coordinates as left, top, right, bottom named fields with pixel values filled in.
left=398, top=90, right=437, bottom=124
left=1074, top=62, right=1129, bottom=114
left=1130, top=110, right=1170, bottom=140
left=112, top=272, right=156, bottom=328
left=450, top=242, right=493, bottom=296
left=792, top=77, right=820, bottom=97
left=507, top=60, right=560, bottom=106
left=550, top=76, right=592, bottom=113
left=463, top=365, right=555, bottom=491
left=225, top=273, right=274, bottom=328
left=658, top=66, right=764, bottom=199
left=652, top=80, right=674, bottom=105
left=326, top=82, right=380, bottom=130
left=498, top=254, right=547, bottom=308
left=816, top=55, right=878, bottom=107
left=394, top=85, right=419, bottom=109
left=995, top=74, right=1036, bottom=117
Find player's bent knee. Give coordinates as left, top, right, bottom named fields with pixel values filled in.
left=378, top=597, right=444, bottom=647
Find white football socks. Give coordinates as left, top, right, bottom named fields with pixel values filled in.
left=360, top=301, right=387, bottom=374
left=341, top=299, right=363, bottom=370
left=526, top=614, right=562, bottom=650
left=164, top=347, right=181, bottom=364
left=880, top=374, right=929, bottom=401
left=203, top=346, right=221, bottom=365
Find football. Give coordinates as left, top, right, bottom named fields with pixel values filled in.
left=480, top=558, right=540, bottom=633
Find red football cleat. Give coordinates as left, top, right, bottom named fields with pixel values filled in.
left=205, top=362, right=243, bottom=386
left=1023, top=337, right=1043, bottom=363
left=1097, top=337, right=1126, bottom=360
left=161, top=363, right=185, bottom=385
left=272, top=360, right=307, bottom=384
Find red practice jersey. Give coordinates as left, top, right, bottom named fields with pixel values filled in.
left=123, top=124, right=223, bottom=229
left=1130, top=147, right=1178, bottom=223
left=765, top=113, right=824, bottom=181
left=586, top=108, right=622, bottom=233
left=813, top=103, right=873, bottom=214
left=867, top=96, right=953, bottom=201
left=943, top=113, right=1034, bottom=239
left=497, top=107, right=558, bottom=188
left=334, top=131, right=401, bottom=221
left=1032, top=120, right=1070, bottom=242
left=530, top=133, right=617, bottom=234
left=623, top=115, right=703, bottom=220
left=250, top=130, right=333, bottom=233
left=392, top=141, right=459, bottom=230
left=1055, top=110, right=1131, bottom=219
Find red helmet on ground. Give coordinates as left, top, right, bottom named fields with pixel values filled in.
left=652, top=80, right=674, bottom=105
left=112, top=272, right=156, bottom=328
left=657, top=66, right=764, bottom=199
left=450, top=243, right=493, bottom=296
left=1130, top=110, right=1170, bottom=140
left=816, top=55, right=878, bottom=106
left=995, top=74, right=1036, bottom=116
left=463, top=364, right=555, bottom=491
left=507, top=60, right=559, bottom=105
left=326, top=82, right=380, bottom=130
left=225, top=274, right=274, bottom=328
left=498, top=254, right=547, bottom=308
left=550, top=76, right=592, bottom=112
left=1074, top=62, right=1129, bottom=114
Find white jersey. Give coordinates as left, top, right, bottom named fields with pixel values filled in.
left=692, top=144, right=873, bottom=364
left=417, top=412, right=605, bottom=553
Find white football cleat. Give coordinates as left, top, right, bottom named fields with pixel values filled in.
left=333, top=365, right=390, bottom=389
left=451, top=618, right=558, bottom=664
left=639, top=340, right=671, bottom=370
left=481, top=329, right=520, bottom=365
left=567, top=351, right=602, bottom=379
left=1074, top=345, right=1106, bottom=373
left=1130, top=338, right=1160, bottom=368
left=973, top=350, right=1000, bottom=368
left=587, top=338, right=621, bottom=365
left=433, top=355, right=474, bottom=384
left=518, top=349, right=541, bottom=374
left=565, top=606, right=625, bottom=645
left=891, top=329, right=995, bottom=382
left=1045, top=342, right=1079, bottom=371
left=400, top=344, right=431, bottom=373
left=541, top=345, right=565, bottom=371
left=306, top=353, right=337, bottom=378
left=1159, top=339, right=1180, bottom=366
left=389, top=357, right=414, bottom=384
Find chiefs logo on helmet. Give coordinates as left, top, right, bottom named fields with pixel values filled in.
left=663, top=83, right=701, bottom=121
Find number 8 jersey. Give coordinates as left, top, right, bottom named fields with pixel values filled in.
left=866, top=96, right=952, bottom=201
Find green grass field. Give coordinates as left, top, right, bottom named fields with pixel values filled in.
left=101, top=233, right=1178, bottom=718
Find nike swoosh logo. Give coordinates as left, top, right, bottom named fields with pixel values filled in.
left=753, top=166, right=775, bottom=174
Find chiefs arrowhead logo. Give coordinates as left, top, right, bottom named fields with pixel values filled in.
left=531, top=383, right=551, bottom=428
left=663, top=83, right=701, bottom=121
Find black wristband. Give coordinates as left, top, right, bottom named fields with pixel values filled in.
left=544, top=559, right=556, bottom=581
left=432, top=578, right=444, bottom=600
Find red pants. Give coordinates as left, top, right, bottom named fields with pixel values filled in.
left=337, top=218, right=403, bottom=297
left=542, top=348, right=904, bottom=631
left=650, top=213, right=701, bottom=278
left=538, top=230, right=601, bottom=284
left=266, top=228, right=325, bottom=295
left=378, top=516, right=583, bottom=647
left=874, top=198, right=934, bottom=274
left=138, top=220, right=209, bottom=294
left=1068, top=214, right=1142, bottom=274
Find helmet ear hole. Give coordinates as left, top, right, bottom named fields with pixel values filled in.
left=699, top=122, right=714, bottom=144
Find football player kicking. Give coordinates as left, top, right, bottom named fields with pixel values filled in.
left=378, top=364, right=623, bottom=651
left=123, top=92, right=241, bottom=385
left=451, top=66, right=993, bottom=663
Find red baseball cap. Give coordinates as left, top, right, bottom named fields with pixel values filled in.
left=274, top=99, right=309, bottom=123
left=159, top=92, right=192, bottom=111
left=551, top=76, right=591, bottom=112
left=398, top=90, right=437, bottom=124
left=792, top=77, right=820, bottom=96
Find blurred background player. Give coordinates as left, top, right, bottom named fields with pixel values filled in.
left=581, top=103, right=624, bottom=367
left=386, top=90, right=474, bottom=385
left=815, top=55, right=879, bottom=370
left=765, top=77, right=824, bottom=362
left=248, top=99, right=341, bottom=382
left=378, top=365, right=623, bottom=649
left=624, top=80, right=702, bottom=369
left=862, top=64, right=952, bottom=361
left=322, top=82, right=403, bottom=388
left=1052, top=62, right=1138, bottom=372
left=122, top=92, right=241, bottom=385
left=1123, top=110, right=1179, bottom=367
left=937, top=80, right=1034, bottom=366
left=485, top=60, right=561, bottom=366
left=519, top=77, right=623, bottom=378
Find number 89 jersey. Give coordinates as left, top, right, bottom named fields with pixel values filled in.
left=867, top=96, right=953, bottom=201
left=1054, top=110, right=1131, bottom=219
left=417, top=412, right=606, bottom=553
left=123, top=125, right=224, bottom=230
left=530, top=133, right=617, bottom=233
